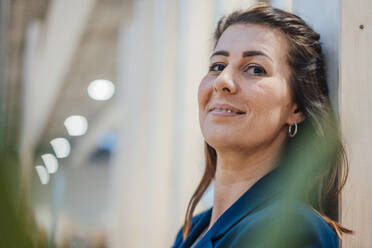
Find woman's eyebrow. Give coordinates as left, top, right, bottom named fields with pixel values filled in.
left=210, top=50, right=272, bottom=62
left=243, top=50, right=273, bottom=62
left=210, top=50, right=229, bottom=59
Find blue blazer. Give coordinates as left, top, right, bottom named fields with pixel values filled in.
left=171, top=165, right=339, bottom=248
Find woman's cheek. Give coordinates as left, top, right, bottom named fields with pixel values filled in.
left=242, top=86, right=267, bottom=112
left=250, top=83, right=283, bottom=111
left=198, top=78, right=212, bottom=107
left=198, top=78, right=210, bottom=125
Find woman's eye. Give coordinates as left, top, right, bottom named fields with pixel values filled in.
left=209, top=63, right=225, bottom=72
left=246, top=65, right=267, bottom=76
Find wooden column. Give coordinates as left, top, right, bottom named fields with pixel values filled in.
left=339, top=0, right=372, bottom=246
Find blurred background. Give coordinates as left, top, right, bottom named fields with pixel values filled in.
left=0, top=0, right=371, bottom=247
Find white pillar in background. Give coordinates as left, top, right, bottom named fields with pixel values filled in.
left=109, top=0, right=214, bottom=247
left=109, top=1, right=155, bottom=247
left=169, top=0, right=215, bottom=227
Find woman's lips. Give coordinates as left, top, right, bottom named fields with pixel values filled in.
left=208, top=103, right=246, bottom=116
left=209, top=109, right=245, bottom=116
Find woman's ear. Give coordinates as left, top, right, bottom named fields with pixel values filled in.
left=287, top=104, right=305, bottom=125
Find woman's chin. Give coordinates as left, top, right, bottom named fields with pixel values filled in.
left=204, top=134, right=245, bottom=150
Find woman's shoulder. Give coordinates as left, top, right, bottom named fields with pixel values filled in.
left=294, top=202, right=338, bottom=239
left=233, top=201, right=339, bottom=247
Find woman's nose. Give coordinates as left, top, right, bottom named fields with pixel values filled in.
left=213, top=68, right=237, bottom=94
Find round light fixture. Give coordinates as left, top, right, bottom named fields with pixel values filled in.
left=88, top=79, right=115, bottom=101
left=41, top=153, right=59, bottom=174
left=35, top=165, right=50, bottom=185
left=50, top=138, right=71, bottom=158
left=64, top=115, right=88, bottom=136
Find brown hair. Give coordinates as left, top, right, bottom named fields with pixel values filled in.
left=182, top=3, right=352, bottom=240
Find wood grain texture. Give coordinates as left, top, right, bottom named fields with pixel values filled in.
left=339, top=0, right=372, bottom=247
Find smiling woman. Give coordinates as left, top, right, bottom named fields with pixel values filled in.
left=200, top=23, right=295, bottom=156
left=171, top=3, right=353, bottom=248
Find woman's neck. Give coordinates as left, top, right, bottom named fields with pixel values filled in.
left=207, top=139, right=284, bottom=231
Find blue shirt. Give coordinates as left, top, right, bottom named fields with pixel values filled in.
left=171, top=165, right=339, bottom=248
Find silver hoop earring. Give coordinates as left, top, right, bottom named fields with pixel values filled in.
left=288, top=122, right=297, bottom=138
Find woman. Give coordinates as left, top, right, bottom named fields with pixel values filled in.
left=171, top=4, right=352, bottom=248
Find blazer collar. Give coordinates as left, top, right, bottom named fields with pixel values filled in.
left=179, top=208, right=212, bottom=248
left=186, top=164, right=290, bottom=248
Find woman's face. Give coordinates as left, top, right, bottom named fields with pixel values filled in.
left=198, top=24, right=302, bottom=151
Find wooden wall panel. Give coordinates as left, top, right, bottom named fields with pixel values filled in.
left=339, top=0, right=372, bottom=247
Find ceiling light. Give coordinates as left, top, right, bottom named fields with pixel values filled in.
left=88, top=79, right=115, bottom=101
left=50, top=138, right=71, bottom=158
left=35, top=165, right=50, bottom=185
left=64, top=115, right=88, bottom=136
left=41, top=154, right=59, bottom=174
